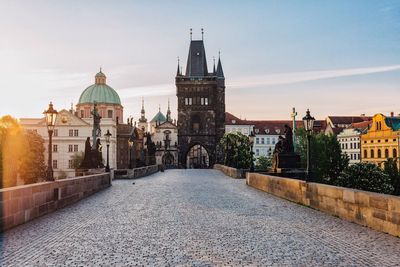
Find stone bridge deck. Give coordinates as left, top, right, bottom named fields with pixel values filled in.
left=0, top=170, right=399, bottom=266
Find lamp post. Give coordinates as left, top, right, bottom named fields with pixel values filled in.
left=303, top=109, right=315, bottom=182
left=43, top=102, right=58, bottom=181
left=249, top=129, right=256, bottom=172
left=128, top=139, right=133, bottom=169
left=104, top=129, right=112, bottom=172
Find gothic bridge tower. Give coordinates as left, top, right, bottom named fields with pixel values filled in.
left=176, top=30, right=225, bottom=168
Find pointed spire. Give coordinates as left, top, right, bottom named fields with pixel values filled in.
left=176, top=57, right=180, bottom=76
left=166, top=99, right=172, bottom=122
left=139, top=97, right=147, bottom=122
left=216, top=51, right=224, bottom=78
left=190, top=28, right=192, bottom=40
left=213, top=56, right=216, bottom=74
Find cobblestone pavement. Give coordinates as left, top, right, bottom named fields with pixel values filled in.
left=1, top=170, right=400, bottom=266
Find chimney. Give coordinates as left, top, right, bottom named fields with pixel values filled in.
left=391, top=112, right=394, bottom=117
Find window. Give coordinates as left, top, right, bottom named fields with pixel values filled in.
left=201, top=98, right=204, bottom=105
left=68, top=160, right=73, bottom=169
left=68, top=144, right=73, bottom=152
left=350, top=143, right=353, bottom=149
left=371, top=149, right=375, bottom=158
left=394, top=149, right=397, bottom=158
left=272, top=138, right=276, bottom=145
left=377, top=149, right=381, bottom=158
left=74, top=129, right=79, bottom=137
left=74, top=145, right=78, bottom=152
left=53, top=144, right=58, bottom=152
left=256, top=138, right=259, bottom=144
left=108, top=110, right=113, bottom=118
left=53, top=160, right=57, bottom=169
left=204, top=97, right=208, bottom=105
left=80, top=110, right=84, bottom=118
left=69, top=129, right=73, bottom=137
left=54, top=129, right=58, bottom=137
left=191, top=115, right=201, bottom=133
left=261, top=138, right=264, bottom=144
left=266, top=138, right=270, bottom=145
left=345, top=143, right=348, bottom=149
left=350, top=154, right=353, bottom=160
left=364, top=150, right=367, bottom=158
left=255, top=149, right=259, bottom=156
left=385, top=149, right=389, bottom=158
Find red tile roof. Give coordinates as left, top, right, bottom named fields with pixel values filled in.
left=327, top=116, right=371, bottom=125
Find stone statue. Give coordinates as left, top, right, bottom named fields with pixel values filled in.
left=91, top=102, right=102, bottom=149
left=271, top=125, right=300, bottom=172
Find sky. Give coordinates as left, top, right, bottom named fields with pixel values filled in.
left=0, top=0, right=400, bottom=121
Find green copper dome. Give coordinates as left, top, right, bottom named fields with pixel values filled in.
left=151, top=111, right=166, bottom=123
left=78, top=70, right=121, bottom=105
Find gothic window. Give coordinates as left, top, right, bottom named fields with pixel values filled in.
left=191, top=115, right=201, bottom=133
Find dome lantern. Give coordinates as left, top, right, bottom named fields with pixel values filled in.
left=95, top=68, right=106, bottom=85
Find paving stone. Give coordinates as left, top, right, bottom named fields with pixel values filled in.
left=0, top=170, right=399, bottom=266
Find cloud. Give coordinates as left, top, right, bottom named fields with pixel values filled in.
left=228, top=65, right=400, bottom=88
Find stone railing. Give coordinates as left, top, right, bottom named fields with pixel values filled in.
left=214, top=164, right=246, bottom=179
left=0, top=173, right=111, bottom=232
left=114, top=165, right=159, bottom=179
left=246, top=172, right=400, bottom=237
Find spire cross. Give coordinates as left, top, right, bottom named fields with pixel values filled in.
left=201, top=28, right=204, bottom=40
left=291, top=107, right=298, bottom=152
left=190, top=28, right=192, bottom=40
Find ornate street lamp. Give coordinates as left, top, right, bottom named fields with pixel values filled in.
left=128, top=139, right=134, bottom=169
left=303, top=109, right=315, bottom=182
left=249, top=128, right=256, bottom=172
left=104, top=130, right=112, bottom=172
left=43, top=102, right=58, bottom=181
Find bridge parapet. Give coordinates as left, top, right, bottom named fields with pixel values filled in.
left=247, top=172, right=400, bottom=237
left=214, top=164, right=246, bottom=179
left=0, top=173, right=111, bottom=232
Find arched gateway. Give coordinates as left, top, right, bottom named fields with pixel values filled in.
left=186, top=145, right=209, bottom=169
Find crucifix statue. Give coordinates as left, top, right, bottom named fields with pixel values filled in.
left=291, top=107, right=297, bottom=152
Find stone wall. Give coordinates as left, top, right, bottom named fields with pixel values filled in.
left=0, top=173, right=111, bottom=232
left=214, top=164, right=246, bottom=179
left=114, top=165, right=159, bottom=179
left=247, top=172, right=400, bottom=237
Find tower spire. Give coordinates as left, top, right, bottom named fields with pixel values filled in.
left=201, top=28, right=204, bottom=40
left=190, top=28, right=192, bottom=40
left=216, top=51, right=224, bottom=78
left=166, top=99, right=172, bottom=122
left=139, top=97, right=147, bottom=122
left=176, top=57, right=180, bottom=76
left=213, top=56, right=216, bottom=74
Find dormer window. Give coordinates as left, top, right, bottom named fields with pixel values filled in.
left=276, top=129, right=281, bottom=134
left=265, top=129, right=270, bottom=134
left=232, top=120, right=236, bottom=124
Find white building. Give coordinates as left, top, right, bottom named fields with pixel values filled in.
left=20, top=109, right=118, bottom=178
left=337, top=121, right=370, bottom=164
left=20, top=70, right=121, bottom=179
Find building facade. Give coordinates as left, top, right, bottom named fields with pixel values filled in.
left=176, top=36, right=225, bottom=168
left=337, top=128, right=362, bottom=164
left=361, top=113, right=400, bottom=168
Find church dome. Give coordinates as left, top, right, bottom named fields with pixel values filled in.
left=78, top=70, right=121, bottom=105
left=151, top=111, right=166, bottom=123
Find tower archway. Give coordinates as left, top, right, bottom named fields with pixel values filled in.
left=186, top=144, right=209, bottom=169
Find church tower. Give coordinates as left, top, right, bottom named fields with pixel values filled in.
left=176, top=30, right=225, bottom=168
left=138, top=98, right=148, bottom=132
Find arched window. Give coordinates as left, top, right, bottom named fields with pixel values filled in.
left=364, top=150, right=367, bottom=158
left=385, top=149, right=389, bottom=158
left=377, top=149, right=381, bottom=158
left=394, top=148, right=397, bottom=158
left=371, top=149, right=375, bottom=158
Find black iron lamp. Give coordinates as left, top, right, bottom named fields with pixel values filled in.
left=43, top=102, right=58, bottom=181
left=104, top=130, right=112, bottom=172
left=302, top=109, right=315, bottom=181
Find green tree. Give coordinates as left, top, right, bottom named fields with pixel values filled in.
left=255, top=155, right=271, bottom=170
left=19, top=130, right=46, bottom=184
left=297, top=128, right=349, bottom=183
left=384, top=158, right=400, bottom=196
left=220, top=132, right=252, bottom=169
left=335, top=162, right=394, bottom=194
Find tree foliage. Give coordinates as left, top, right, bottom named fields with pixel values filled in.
left=255, top=156, right=271, bottom=170
left=0, top=116, right=46, bottom=188
left=297, top=128, right=349, bottom=183
left=71, top=151, right=84, bottom=170
left=384, top=158, right=400, bottom=196
left=335, top=162, right=394, bottom=194
left=220, top=132, right=252, bottom=169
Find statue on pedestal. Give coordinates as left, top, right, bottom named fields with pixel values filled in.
left=272, top=124, right=300, bottom=172
left=80, top=103, right=104, bottom=169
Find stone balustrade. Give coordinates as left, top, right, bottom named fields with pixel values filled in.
left=247, top=172, right=400, bottom=237
left=114, top=165, right=159, bottom=179
left=214, top=164, right=246, bottom=179
left=0, top=173, right=111, bottom=232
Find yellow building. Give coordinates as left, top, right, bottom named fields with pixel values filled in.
left=361, top=113, right=400, bottom=168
